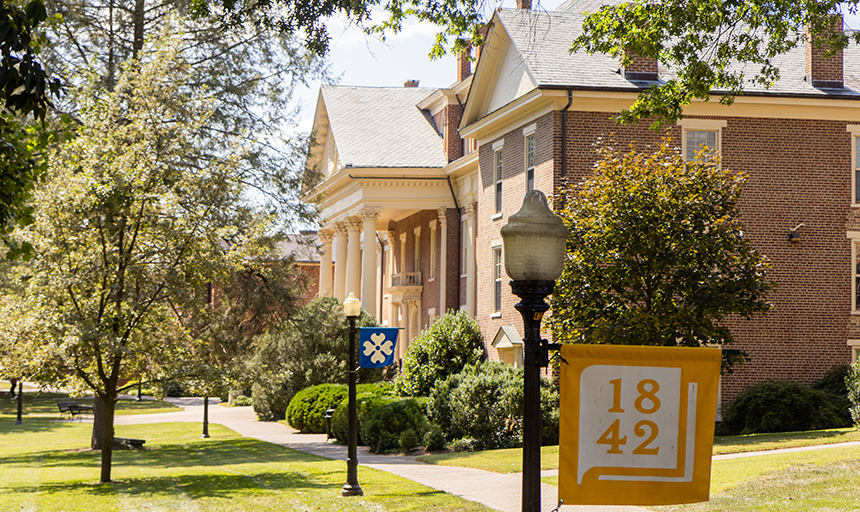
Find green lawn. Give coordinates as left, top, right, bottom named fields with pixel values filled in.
left=0, top=392, right=180, bottom=418
left=0, top=417, right=491, bottom=511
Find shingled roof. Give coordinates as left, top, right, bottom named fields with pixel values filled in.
left=495, top=6, right=860, bottom=98
left=320, top=85, right=448, bottom=169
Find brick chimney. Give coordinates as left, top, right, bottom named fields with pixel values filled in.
left=623, top=51, right=658, bottom=81
left=806, top=15, right=844, bottom=89
left=404, top=79, right=420, bottom=87
left=475, top=24, right=490, bottom=63
left=457, top=43, right=472, bottom=82
left=516, top=0, right=531, bottom=8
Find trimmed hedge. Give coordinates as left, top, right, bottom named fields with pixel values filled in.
left=332, top=387, right=399, bottom=445
left=717, top=378, right=851, bottom=436
left=286, top=384, right=347, bottom=433
left=360, top=398, right=431, bottom=453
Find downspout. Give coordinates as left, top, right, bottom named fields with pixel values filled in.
left=560, top=90, right=573, bottom=180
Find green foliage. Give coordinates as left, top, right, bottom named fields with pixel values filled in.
left=249, top=297, right=383, bottom=421
left=234, top=395, right=252, bottom=407
left=189, top=0, right=483, bottom=59
left=360, top=398, right=431, bottom=453
left=846, top=361, right=860, bottom=428
left=423, top=424, right=446, bottom=452
left=549, top=139, right=773, bottom=358
left=572, top=1, right=855, bottom=128
left=330, top=383, right=397, bottom=443
left=399, top=428, right=420, bottom=451
left=717, top=380, right=852, bottom=436
left=286, top=384, right=348, bottom=433
left=396, top=310, right=484, bottom=397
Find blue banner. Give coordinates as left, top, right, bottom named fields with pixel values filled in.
left=359, top=328, right=399, bottom=368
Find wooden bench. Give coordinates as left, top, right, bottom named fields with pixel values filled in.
left=113, top=437, right=145, bottom=449
left=56, top=400, right=94, bottom=420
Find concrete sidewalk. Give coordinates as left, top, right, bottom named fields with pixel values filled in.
left=116, top=397, right=648, bottom=512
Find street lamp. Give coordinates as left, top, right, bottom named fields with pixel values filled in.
left=342, top=292, right=363, bottom=497
left=500, top=190, right=568, bottom=512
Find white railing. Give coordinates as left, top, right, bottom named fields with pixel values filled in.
left=391, top=272, right=422, bottom=286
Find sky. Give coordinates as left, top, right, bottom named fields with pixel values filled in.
left=294, top=2, right=860, bottom=133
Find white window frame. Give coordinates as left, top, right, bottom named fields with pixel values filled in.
left=492, top=243, right=503, bottom=316
left=849, top=340, right=860, bottom=362
left=461, top=219, right=468, bottom=277
left=429, top=220, right=437, bottom=281
left=852, top=234, right=860, bottom=313
left=678, top=119, right=726, bottom=167
left=523, top=123, right=536, bottom=194
left=399, top=233, right=406, bottom=276
left=493, top=139, right=505, bottom=217
left=414, top=227, right=421, bottom=273
left=848, top=125, right=860, bottom=206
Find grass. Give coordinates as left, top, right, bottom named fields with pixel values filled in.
left=0, top=417, right=491, bottom=511
left=0, top=392, right=180, bottom=418
left=417, top=428, right=860, bottom=474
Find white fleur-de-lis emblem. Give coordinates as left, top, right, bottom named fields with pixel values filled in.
left=363, top=332, right=394, bottom=364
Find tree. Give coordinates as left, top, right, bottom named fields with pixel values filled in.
left=41, top=0, right=327, bottom=228
left=250, top=296, right=383, bottom=421
left=188, top=0, right=485, bottom=58
left=548, top=138, right=773, bottom=357
left=0, top=0, right=64, bottom=257
left=1, top=31, right=278, bottom=483
left=572, top=0, right=857, bottom=128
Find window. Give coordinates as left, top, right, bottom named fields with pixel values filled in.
left=429, top=221, right=437, bottom=280
left=461, top=219, right=468, bottom=277
left=493, top=247, right=503, bottom=313
left=399, top=234, right=406, bottom=275
left=849, top=126, right=860, bottom=204
left=414, top=228, right=421, bottom=272
left=678, top=119, right=726, bottom=167
left=494, top=149, right=503, bottom=214
left=523, top=123, right=536, bottom=193
left=854, top=240, right=860, bottom=311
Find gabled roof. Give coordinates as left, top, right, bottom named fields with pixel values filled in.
left=319, top=85, right=447, bottom=169
left=462, top=5, right=860, bottom=131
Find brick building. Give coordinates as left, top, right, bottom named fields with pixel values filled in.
left=304, top=0, right=860, bottom=402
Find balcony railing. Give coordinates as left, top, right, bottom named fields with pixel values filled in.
left=391, top=272, right=422, bottom=287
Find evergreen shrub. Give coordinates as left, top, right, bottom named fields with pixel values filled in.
left=360, top=398, right=431, bottom=453
left=331, top=383, right=398, bottom=444
left=717, top=379, right=851, bottom=436
left=286, top=383, right=347, bottom=433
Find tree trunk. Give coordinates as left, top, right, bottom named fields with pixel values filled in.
left=91, top=396, right=104, bottom=449
left=99, top=389, right=118, bottom=483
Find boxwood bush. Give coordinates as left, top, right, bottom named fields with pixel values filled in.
left=395, top=310, right=484, bottom=397
left=717, top=378, right=851, bottom=436
left=331, top=383, right=398, bottom=444
left=360, top=398, right=432, bottom=453
left=286, top=383, right=348, bottom=433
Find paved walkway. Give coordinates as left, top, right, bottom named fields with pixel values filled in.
left=114, top=397, right=648, bottom=512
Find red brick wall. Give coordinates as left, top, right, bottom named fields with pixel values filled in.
left=550, top=111, right=853, bottom=403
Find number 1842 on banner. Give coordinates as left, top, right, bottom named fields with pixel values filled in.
left=558, top=345, right=720, bottom=506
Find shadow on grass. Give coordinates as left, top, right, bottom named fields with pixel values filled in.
left=5, top=470, right=330, bottom=499
left=0, top=416, right=83, bottom=434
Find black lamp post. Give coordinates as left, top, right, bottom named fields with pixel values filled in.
left=201, top=395, right=210, bottom=439
left=15, top=379, right=23, bottom=425
left=501, top=190, right=568, bottom=512
left=341, top=292, right=363, bottom=497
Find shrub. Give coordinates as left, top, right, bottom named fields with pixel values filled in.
left=234, top=395, right=252, bottom=406
left=399, top=428, right=420, bottom=451
left=846, top=362, right=860, bottom=427
left=717, top=379, right=851, bottom=436
left=250, top=297, right=384, bottom=421
left=286, top=384, right=348, bottom=433
left=423, top=424, right=446, bottom=452
left=331, top=384, right=399, bottom=444
left=396, top=310, right=484, bottom=397
left=429, top=361, right=560, bottom=450
left=360, top=398, right=431, bottom=453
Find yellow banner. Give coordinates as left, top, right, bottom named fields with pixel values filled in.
left=558, top=344, right=720, bottom=506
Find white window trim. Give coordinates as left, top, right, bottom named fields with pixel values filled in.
left=849, top=340, right=860, bottom=362
left=678, top=119, right=726, bottom=168
left=399, top=233, right=406, bottom=276
left=492, top=242, right=503, bottom=314
left=429, top=220, right=437, bottom=281
left=847, top=125, right=860, bottom=206
left=460, top=219, right=468, bottom=278
left=850, top=231, right=860, bottom=313
left=414, top=227, right=421, bottom=273
left=524, top=131, right=536, bottom=194
left=494, top=148, right=503, bottom=215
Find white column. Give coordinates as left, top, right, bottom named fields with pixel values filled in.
left=333, top=222, right=348, bottom=301
left=397, top=302, right=408, bottom=361
left=318, top=229, right=334, bottom=297
left=464, top=203, right=476, bottom=316
left=438, top=208, right=447, bottom=315
left=345, top=216, right=362, bottom=300
left=361, top=208, right=380, bottom=316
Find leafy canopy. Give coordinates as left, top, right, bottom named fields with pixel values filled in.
left=548, top=138, right=773, bottom=353
left=572, top=0, right=856, bottom=128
